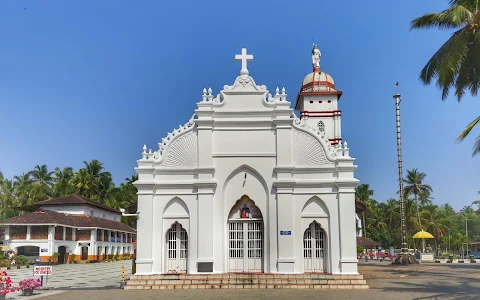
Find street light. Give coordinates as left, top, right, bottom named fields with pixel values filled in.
left=120, top=208, right=140, bottom=219
left=465, top=217, right=471, bottom=256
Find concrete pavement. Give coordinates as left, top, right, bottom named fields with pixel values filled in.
left=5, top=260, right=480, bottom=299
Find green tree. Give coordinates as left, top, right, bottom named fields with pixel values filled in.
left=71, top=160, right=113, bottom=201
left=411, top=0, right=480, bottom=155
left=30, top=164, right=54, bottom=200
left=13, top=173, right=33, bottom=206
left=355, top=184, right=376, bottom=238
left=421, top=204, right=448, bottom=250
left=0, top=179, right=17, bottom=218
left=51, top=167, right=74, bottom=197
left=403, top=169, right=433, bottom=230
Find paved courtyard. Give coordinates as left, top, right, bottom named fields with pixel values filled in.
left=3, top=261, right=480, bottom=299
left=3, top=260, right=131, bottom=298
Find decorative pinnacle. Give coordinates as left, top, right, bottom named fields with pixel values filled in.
left=208, top=87, right=212, bottom=95
left=282, top=87, right=286, bottom=95
left=344, top=141, right=348, bottom=148
left=142, top=145, right=147, bottom=153
left=275, top=87, right=279, bottom=95
left=203, top=88, right=207, bottom=95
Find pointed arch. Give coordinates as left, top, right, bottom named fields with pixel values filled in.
left=165, top=221, right=188, bottom=273
left=301, top=196, right=329, bottom=218
left=228, top=194, right=263, bottom=220
left=163, top=197, right=189, bottom=218
left=222, top=164, right=268, bottom=196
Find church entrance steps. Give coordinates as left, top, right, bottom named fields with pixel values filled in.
left=124, top=274, right=368, bottom=290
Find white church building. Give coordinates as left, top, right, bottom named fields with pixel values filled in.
left=134, top=46, right=359, bottom=276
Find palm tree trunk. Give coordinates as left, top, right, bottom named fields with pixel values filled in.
left=415, top=194, right=422, bottom=229
left=415, top=194, right=426, bottom=252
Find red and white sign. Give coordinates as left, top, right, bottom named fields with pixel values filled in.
left=33, top=266, right=53, bottom=276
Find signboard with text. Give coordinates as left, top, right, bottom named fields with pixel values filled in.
left=33, top=266, right=53, bottom=276
left=420, top=253, right=434, bottom=262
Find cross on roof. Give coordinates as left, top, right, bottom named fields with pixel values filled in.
left=235, top=48, right=253, bottom=76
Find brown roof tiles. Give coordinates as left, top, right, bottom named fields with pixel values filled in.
left=17, top=195, right=120, bottom=214
left=0, top=210, right=136, bottom=233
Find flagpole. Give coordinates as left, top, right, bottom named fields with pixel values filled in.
left=392, top=82, right=417, bottom=265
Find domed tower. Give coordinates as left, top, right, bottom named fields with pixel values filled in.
left=295, top=44, right=343, bottom=145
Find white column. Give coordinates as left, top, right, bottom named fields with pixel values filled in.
left=135, top=192, right=154, bottom=274
left=195, top=106, right=215, bottom=272
left=335, top=156, right=359, bottom=274
left=4, top=226, right=9, bottom=241
left=63, top=226, right=66, bottom=240
left=276, top=191, right=295, bottom=273
left=197, top=192, right=214, bottom=264
left=337, top=190, right=358, bottom=274
left=48, top=226, right=55, bottom=240
left=26, top=226, right=31, bottom=240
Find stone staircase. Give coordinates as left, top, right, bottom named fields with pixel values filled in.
left=124, top=273, right=368, bottom=290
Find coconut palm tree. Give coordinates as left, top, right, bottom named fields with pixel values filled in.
left=0, top=179, right=16, bottom=219
left=30, top=165, right=54, bottom=186
left=411, top=0, right=480, bottom=155
left=51, top=167, right=74, bottom=197
left=382, top=198, right=400, bottom=230
left=70, top=168, right=100, bottom=200
left=82, top=160, right=113, bottom=201
left=13, top=173, right=34, bottom=206
left=30, top=164, right=54, bottom=199
left=421, top=204, right=448, bottom=252
left=355, top=184, right=376, bottom=238
left=404, top=169, right=433, bottom=230
left=125, top=175, right=138, bottom=185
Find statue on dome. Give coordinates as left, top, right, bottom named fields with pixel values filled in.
left=312, top=44, right=321, bottom=69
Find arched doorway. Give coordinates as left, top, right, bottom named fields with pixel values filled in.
left=303, top=222, right=326, bottom=273
left=165, top=222, right=188, bottom=273
left=58, top=246, right=67, bottom=264
left=228, top=195, right=263, bottom=273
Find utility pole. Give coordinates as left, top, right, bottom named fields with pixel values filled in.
left=465, top=217, right=470, bottom=256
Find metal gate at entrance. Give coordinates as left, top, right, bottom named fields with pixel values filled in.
left=303, top=222, right=326, bottom=273
left=166, top=223, right=188, bottom=273
left=228, top=221, right=263, bottom=272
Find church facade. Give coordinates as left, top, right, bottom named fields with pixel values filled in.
left=134, top=47, right=359, bottom=275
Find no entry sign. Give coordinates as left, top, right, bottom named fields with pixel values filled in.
left=33, top=266, right=53, bottom=276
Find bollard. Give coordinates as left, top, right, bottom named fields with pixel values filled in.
left=120, top=265, right=125, bottom=287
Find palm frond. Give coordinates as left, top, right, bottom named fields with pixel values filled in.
left=435, top=29, right=469, bottom=99
left=411, top=5, right=474, bottom=30
left=455, top=31, right=480, bottom=99
left=456, top=115, right=480, bottom=141
left=473, top=134, right=480, bottom=156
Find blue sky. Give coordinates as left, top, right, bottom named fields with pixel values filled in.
left=0, top=0, right=478, bottom=210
